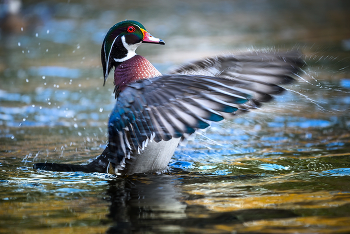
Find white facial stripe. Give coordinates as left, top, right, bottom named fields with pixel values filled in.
left=105, top=35, right=120, bottom=78
left=132, top=23, right=141, bottom=31
left=114, top=35, right=141, bottom=62
left=105, top=24, right=143, bottom=71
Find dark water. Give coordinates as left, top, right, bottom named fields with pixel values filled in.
left=1, top=0, right=350, bottom=233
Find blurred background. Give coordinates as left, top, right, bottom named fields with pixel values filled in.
left=1, top=0, right=349, bottom=133
left=1, top=0, right=350, bottom=233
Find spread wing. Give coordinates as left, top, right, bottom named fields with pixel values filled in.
left=107, top=51, right=304, bottom=166
left=170, top=50, right=304, bottom=81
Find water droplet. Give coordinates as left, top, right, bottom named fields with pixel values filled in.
left=99, top=108, right=103, bottom=112
left=23, top=118, right=26, bottom=121
left=46, top=49, right=48, bottom=52
left=35, top=33, right=38, bottom=37
left=48, top=102, right=51, bottom=105
left=11, top=136, right=15, bottom=139
left=42, top=76, right=45, bottom=79
left=32, top=105, right=35, bottom=107
left=78, top=132, right=82, bottom=136
left=39, top=106, right=42, bottom=109
left=72, top=50, right=75, bottom=53
left=57, top=85, right=59, bottom=88
left=44, top=83, right=46, bottom=85
left=74, top=124, right=78, bottom=128
left=21, top=27, right=23, bottom=31
left=18, top=42, right=21, bottom=46
left=47, top=30, right=50, bottom=34
left=26, top=79, right=29, bottom=82
left=78, top=84, right=81, bottom=87
left=77, top=44, right=80, bottom=49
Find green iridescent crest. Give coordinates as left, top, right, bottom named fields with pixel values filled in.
left=103, top=20, right=146, bottom=59
left=102, top=20, right=147, bottom=83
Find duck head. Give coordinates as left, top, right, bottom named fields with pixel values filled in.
left=101, top=20, right=165, bottom=85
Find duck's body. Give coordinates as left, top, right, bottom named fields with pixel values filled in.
left=34, top=20, right=304, bottom=175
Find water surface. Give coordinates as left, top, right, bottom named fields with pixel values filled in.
left=1, top=1, right=350, bottom=233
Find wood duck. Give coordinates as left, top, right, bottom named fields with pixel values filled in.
left=34, top=20, right=304, bottom=175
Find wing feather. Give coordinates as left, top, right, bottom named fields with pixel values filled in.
left=107, top=51, right=304, bottom=172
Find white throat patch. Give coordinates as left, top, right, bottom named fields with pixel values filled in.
left=114, top=36, right=141, bottom=63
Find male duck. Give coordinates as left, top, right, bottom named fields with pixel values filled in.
left=34, top=20, right=304, bottom=175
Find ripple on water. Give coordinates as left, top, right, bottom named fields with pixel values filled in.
left=259, top=163, right=291, bottom=171
left=340, top=78, right=350, bottom=89
left=321, top=168, right=350, bottom=177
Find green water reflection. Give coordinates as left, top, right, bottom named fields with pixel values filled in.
left=1, top=0, right=350, bottom=233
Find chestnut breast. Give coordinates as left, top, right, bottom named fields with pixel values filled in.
left=114, top=55, right=162, bottom=92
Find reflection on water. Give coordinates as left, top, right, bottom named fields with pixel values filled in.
left=1, top=0, right=350, bottom=233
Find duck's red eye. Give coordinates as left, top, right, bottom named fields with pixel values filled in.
left=127, top=26, right=136, bottom=33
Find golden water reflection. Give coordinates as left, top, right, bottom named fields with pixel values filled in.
left=186, top=190, right=350, bottom=211
left=0, top=198, right=110, bottom=234
left=217, top=217, right=350, bottom=234
left=1, top=0, right=350, bottom=233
